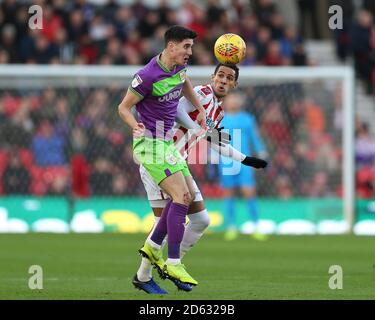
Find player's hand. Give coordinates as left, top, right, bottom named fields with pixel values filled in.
left=196, top=109, right=207, bottom=130
left=241, top=156, right=268, bottom=169
left=133, top=122, right=145, bottom=138
left=205, top=126, right=231, bottom=147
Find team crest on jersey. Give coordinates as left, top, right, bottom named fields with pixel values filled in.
left=200, top=87, right=212, bottom=96
left=131, top=74, right=143, bottom=88
left=179, top=70, right=187, bottom=83
left=165, top=153, right=177, bottom=165
left=197, top=90, right=206, bottom=98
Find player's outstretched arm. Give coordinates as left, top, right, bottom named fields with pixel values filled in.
left=210, top=142, right=268, bottom=169
left=182, top=78, right=207, bottom=130
left=118, top=89, right=145, bottom=136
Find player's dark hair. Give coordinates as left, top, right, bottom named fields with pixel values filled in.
left=164, top=25, right=197, bottom=46
left=214, top=63, right=239, bottom=81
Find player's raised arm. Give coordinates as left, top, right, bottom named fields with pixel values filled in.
left=118, top=88, right=145, bottom=137
left=210, top=142, right=268, bottom=169
left=182, top=77, right=207, bottom=131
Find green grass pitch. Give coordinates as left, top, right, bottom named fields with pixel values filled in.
left=0, top=233, right=374, bottom=300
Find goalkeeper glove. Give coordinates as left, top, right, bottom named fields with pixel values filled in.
left=205, top=126, right=231, bottom=147
left=241, top=156, right=268, bottom=169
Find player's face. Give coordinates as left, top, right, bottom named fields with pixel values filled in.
left=211, top=66, right=237, bottom=98
left=170, top=39, right=194, bottom=66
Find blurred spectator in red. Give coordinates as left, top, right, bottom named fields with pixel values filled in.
left=263, top=40, right=284, bottom=66
left=261, top=100, right=291, bottom=147
left=41, top=5, right=63, bottom=42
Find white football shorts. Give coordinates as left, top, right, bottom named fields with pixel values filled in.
left=139, top=164, right=203, bottom=208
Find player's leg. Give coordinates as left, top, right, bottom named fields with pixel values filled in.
left=180, top=176, right=210, bottom=258
left=136, top=207, right=163, bottom=282
left=155, top=171, right=199, bottom=285
left=136, top=139, right=192, bottom=277
left=137, top=139, right=197, bottom=285
left=133, top=165, right=169, bottom=293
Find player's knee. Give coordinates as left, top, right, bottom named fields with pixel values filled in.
left=183, top=191, right=193, bottom=205
left=190, top=210, right=210, bottom=231
left=199, top=211, right=210, bottom=230
left=189, top=190, right=195, bottom=202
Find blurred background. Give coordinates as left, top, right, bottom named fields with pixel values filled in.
left=0, top=0, right=374, bottom=235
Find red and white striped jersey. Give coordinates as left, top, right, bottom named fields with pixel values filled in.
left=173, top=84, right=224, bottom=159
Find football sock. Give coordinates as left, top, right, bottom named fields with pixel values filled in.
left=180, top=209, right=210, bottom=258
left=138, top=216, right=161, bottom=282
left=149, top=199, right=172, bottom=246
left=167, top=202, right=189, bottom=259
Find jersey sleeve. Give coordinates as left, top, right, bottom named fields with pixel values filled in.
left=128, top=69, right=152, bottom=99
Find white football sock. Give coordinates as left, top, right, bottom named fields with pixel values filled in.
left=137, top=216, right=160, bottom=282
left=166, top=258, right=180, bottom=265
left=180, top=209, right=210, bottom=258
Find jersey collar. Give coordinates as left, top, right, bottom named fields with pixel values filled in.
left=157, top=54, right=175, bottom=73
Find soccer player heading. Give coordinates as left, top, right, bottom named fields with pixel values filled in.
left=133, top=62, right=268, bottom=294
left=118, top=25, right=207, bottom=291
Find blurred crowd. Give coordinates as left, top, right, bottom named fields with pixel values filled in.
left=330, top=0, right=375, bottom=94
left=1, top=79, right=374, bottom=199
left=0, top=0, right=375, bottom=199
left=0, top=0, right=308, bottom=66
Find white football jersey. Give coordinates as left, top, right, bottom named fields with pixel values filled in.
left=173, top=84, right=224, bottom=159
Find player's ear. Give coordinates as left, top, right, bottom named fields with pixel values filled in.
left=232, top=80, right=238, bottom=88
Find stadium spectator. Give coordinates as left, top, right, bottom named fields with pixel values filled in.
left=2, top=149, right=30, bottom=194
left=350, top=10, right=373, bottom=93
left=90, top=157, right=113, bottom=195
left=32, top=120, right=67, bottom=166
left=355, top=122, right=375, bottom=168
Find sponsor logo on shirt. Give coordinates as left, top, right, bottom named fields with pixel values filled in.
left=206, top=117, right=216, bottom=129
left=158, top=89, right=182, bottom=102
left=131, top=74, right=143, bottom=88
